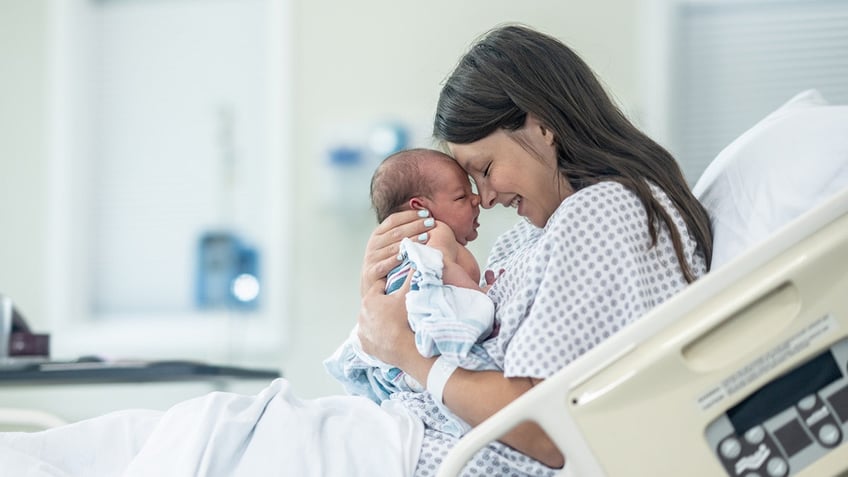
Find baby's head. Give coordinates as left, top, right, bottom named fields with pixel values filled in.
left=371, top=148, right=480, bottom=245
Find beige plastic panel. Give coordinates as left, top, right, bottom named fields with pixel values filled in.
left=568, top=213, right=848, bottom=476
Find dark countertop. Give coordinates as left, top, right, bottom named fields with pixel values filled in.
left=0, top=359, right=281, bottom=385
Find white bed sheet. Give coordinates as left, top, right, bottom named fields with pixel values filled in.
left=0, top=378, right=423, bottom=477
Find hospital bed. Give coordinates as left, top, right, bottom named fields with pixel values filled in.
left=439, top=186, right=848, bottom=477
left=439, top=90, right=848, bottom=477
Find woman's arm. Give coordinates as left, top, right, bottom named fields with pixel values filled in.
left=448, top=373, right=563, bottom=468
left=358, top=279, right=564, bottom=468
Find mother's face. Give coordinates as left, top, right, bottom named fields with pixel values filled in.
left=448, top=115, right=573, bottom=228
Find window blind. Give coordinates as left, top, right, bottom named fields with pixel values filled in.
left=669, top=0, right=848, bottom=183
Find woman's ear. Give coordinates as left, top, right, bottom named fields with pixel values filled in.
left=526, top=113, right=556, bottom=147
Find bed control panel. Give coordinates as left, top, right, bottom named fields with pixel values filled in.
left=706, top=338, right=848, bottom=477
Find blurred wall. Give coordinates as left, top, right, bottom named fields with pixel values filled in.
left=0, top=0, right=640, bottom=399
left=0, top=0, right=49, bottom=325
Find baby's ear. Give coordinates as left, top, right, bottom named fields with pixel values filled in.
left=409, top=197, right=427, bottom=210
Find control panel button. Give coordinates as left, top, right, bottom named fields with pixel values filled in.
left=798, top=394, right=817, bottom=411
left=745, top=426, right=766, bottom=444
left=774, top=418, right=813, bottom=458
left=826, top=385, right=848, bottom=423
left=818, top=423, right=841, bottom=446
left=766, top=457, right=788, bottom=477
left=720, top=437, right=742, bottom=459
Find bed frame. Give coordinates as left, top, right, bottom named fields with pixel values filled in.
left=0, top=408, right=67, bottom=431
left=439, top=186, right=848, bottom=477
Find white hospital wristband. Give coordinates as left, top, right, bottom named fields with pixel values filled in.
left=427, top=355, right=458, bottom=405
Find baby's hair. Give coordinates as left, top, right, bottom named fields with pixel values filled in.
left=370, top=148, right=453, bottom=223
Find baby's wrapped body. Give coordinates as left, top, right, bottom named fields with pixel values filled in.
left=324, top=238, right=498, bottom=437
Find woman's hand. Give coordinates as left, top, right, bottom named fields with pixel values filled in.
left=357, top=274, right=418, bottom=368
left=360, top=210, right=434, bottom=297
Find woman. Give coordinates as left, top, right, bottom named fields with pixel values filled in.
left=357, top=24, right=712, bottom=476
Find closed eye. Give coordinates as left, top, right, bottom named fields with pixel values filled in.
left=483, top=162, right=491, bottom=177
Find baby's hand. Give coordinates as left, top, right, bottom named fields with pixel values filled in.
left=481, top=268, right=505, bottom=292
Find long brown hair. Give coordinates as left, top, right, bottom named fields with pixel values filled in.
left=434, top=24, right=712, bottom=280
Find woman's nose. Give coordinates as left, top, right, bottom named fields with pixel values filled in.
left=477, top=186, right=496, bottom=209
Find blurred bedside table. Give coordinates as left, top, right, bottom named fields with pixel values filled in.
left=0, top=359, right=282, bottom=429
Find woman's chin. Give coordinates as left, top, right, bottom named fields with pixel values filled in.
left=522, top=212, right=546, bottom=228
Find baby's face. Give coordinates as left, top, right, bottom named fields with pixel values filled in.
left=426, top=161, right=480, bottom=245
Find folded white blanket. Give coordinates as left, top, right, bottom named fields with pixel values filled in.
left=0, top=378, right=423, bottom=477
left=403, top=239, right=495, bottom=361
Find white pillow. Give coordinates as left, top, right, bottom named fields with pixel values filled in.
left=693, top=89, right=848, bottom=269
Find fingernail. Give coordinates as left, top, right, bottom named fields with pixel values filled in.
left=423, top=218, right=435, bottom=227
left=417, top=209, right=430, bottom=218
left=397, top=253, right=403, bottom=261
left=417, top=232, right=428, bottom=242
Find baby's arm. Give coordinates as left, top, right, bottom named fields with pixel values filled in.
left=427, top=224, right=481, bottom=291
left=443, top=256, right=482, bottom=290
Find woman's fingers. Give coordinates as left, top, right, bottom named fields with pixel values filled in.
left=380, top=208, right=431, bottom=229
left=360, top=209, right=433, bottom=296
left=362, top=253, right=400, bottom=294
left=363, top=211, right=429, bottom=270
left=371, top=210, right=433, bottom=249
left=361, top=238, right=406, bottom=296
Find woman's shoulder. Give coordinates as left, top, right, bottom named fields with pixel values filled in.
left=545, top=181, right=642, bottom=230
left=571, top=180, right=638, bottom=204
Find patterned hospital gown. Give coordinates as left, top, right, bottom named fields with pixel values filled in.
left=393, top=181, right=707, bottom=477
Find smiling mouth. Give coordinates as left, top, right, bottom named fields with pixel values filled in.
left=509, top=196, right=522, bottom=208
